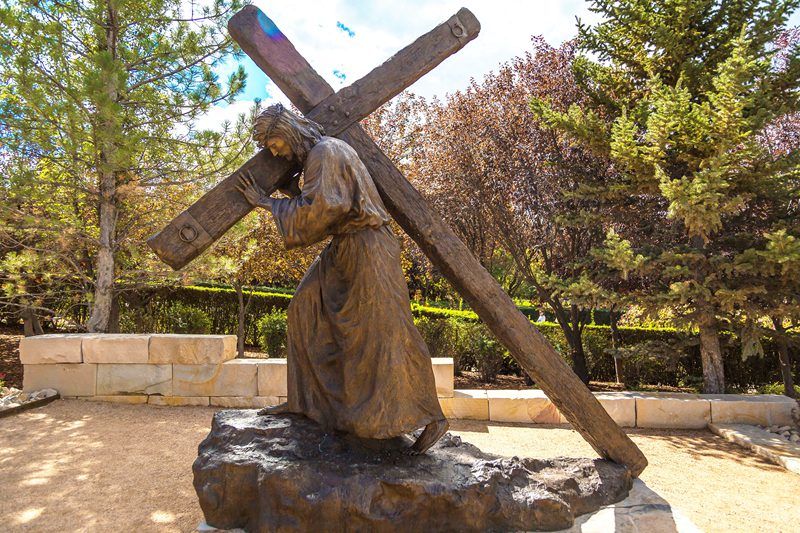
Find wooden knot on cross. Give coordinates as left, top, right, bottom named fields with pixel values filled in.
left=147, top=5, right=647, bottom=477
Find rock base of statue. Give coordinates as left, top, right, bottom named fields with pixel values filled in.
left=193, top=411, right=632, bottom=532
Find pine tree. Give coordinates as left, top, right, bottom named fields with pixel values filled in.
left=0, top=0, right=248, bottom=331
left=531, top=0, right=800, bottom=393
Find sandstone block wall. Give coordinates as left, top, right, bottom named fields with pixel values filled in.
left=20, top=334, right=796, bottom=427
left=21, top=334, right=454, bottom=409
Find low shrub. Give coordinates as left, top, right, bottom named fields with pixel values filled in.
left=165, top=302, right=212, bottom=334
left=118, top=286, right=291, bottom=345
left=119, top=300, right=211, bottom=334
left=108, top=284, right=798, bottom=391
left=468, top=323, right=507, bottom=383
left=258, top=309, right=288, bottom=358
left=757, top=382, right=800, bottom=396
left=414, top=315, right=474, bottom=374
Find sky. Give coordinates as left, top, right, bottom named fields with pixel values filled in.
left=197, top=0, right=603, bottom=129
left=197, top=0, right=800, bottom=131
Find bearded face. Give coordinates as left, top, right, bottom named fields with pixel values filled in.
left=253, top=105, right=325, bottom=163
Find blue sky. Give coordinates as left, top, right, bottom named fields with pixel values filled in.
left=198, top=0, right=800, bottom=129
left=199, top=0, right=602, bottom=128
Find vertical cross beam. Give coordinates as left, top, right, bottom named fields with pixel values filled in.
left=228, top=7, right=647, bottom=476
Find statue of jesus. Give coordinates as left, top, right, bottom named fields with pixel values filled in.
left=236, top=103, right=449, bottom=454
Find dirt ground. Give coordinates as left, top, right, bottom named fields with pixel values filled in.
left=0, top=326, right=24, bottom=389
left=1, top=401, right=798, bottom=533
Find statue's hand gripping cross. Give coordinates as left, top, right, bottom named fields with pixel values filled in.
left=148, top=6, right=647, bottom=477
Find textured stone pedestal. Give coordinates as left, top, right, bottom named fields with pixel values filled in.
left=193, top=411, right=632, bottom=532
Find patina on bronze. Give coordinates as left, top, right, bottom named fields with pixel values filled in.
left=151, top=5, right=647, bottom=476
left=236, top=105, right=449, bottom=454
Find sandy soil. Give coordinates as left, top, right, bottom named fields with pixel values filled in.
left=1, top=401, right=798, bottom=533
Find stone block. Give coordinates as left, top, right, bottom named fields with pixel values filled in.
left=558, top=393, right=636, bottom=427
left=703, top=394, right=796, bottom=426
left=173, top=359, right=258, bottom=397
left=149, top=396, right=210, bottom=407
left=97, top=364, right=172, bottom=396
left=439, top=390, right=489, bottom=420
left=85, top=395, right=148, bottom=405
left=210, top=396, right=281, bottom=408
left=19, top=334, right=88, bottom=364
left=635, top=394, right=710, bottom=429
left=149, top=334, right=236, bottom=365
left=257, top=359, right=288, bottom=397
left=23, top=363, right=97, bottom=396
left=432, top=357, right=454, bottom=398
left=488, top=390, right=561, bottom=424
left=83, top=334, right=150, bottom=364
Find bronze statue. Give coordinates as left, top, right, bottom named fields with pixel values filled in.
left=236, top=104, right=448, bottom=454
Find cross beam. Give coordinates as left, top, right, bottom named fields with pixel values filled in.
left=147, top=8, right=481, bottom=269
left=153, top=5, right=647, bottom=476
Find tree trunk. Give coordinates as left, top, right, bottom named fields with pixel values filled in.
left=22, top=307, right=43, bottom=337
left=235, top=282, right=246, bottom=358
left=108, top=295, right=120, bottom=333
left=533, top=284, right=590, bottom=384
left=772, top=317, right=796, bottom=399
left=568, top=305, right=590, bottom=384
left=86, top=2, right=120, bottom=333
left=610, top=309, right=624, bottom=385
left=698, top=312, right=725, bottom=393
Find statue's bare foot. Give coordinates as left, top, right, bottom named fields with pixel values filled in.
left=408, top=419, right=449, bottom=455
left=257, top=402, right=291, bottom=416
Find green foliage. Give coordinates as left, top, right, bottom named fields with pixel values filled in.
left=467, top=323, right=508, bottom=383
left=257, top=309, right=288, bottom=358
left=163, top=303, right=212, bottom=335
left=411, top=302, right=479, bottom=322
left=0, top=0, right=252, bottom=331
left=119, top=300, right=211, bottom=334
left=757, top=382, right=800, bottom=395
left=531, top=0, right=800, bottom=392
left=116, top=286, right=292, bottom=345
left=413, top=315, right=475, bottom=374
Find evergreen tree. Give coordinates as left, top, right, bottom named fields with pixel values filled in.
left=531, top=0, right=800, bottom=393
left=0, top=0, right=248, bottom=331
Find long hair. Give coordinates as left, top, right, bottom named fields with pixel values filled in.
left=253, top=103, right=325, bottom=162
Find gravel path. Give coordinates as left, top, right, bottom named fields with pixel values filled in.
left=1, top=400, right=798, bottom=532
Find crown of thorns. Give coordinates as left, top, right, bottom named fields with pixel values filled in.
left=259, top=103, right=285, bottom=141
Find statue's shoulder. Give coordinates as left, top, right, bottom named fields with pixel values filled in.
left=309, top=136, right=358, bottom=161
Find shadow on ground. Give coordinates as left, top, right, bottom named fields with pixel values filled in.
left=0, top=400, right=214, bottom=532
left=2, top=401, right=798, bottom=532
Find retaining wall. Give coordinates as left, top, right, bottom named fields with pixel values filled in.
left=20, top=334, right=797, bottom=427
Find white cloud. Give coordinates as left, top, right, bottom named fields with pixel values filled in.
left=197, top=1, right=800, bottom=130
left=193, top=99, right=257, bottom=132
left=196, top=1, right=595, bottom=129
left=245, top=0, right=597, bottom=99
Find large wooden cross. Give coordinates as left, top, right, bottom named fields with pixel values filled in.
left=148, top=6, right=647, bottom=476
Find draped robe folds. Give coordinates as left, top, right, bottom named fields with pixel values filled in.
left=270, top=136, right=444, bottom=439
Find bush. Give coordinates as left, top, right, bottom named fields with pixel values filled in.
left=414, top=315, right=471, bottom=374
left=118, top=285, right=292, bottom=344
left=165, top=302, right=212, bottom=334
left=119, top=300, right=211, bottom=334
left=258, top=309, right=288, bottom=358
left=757, top=382, right=800, bottom=396
left=465, top=323, right=507, bottom=383
left=108, top=285, right=798, bottom=390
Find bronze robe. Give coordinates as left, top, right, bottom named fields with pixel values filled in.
left=270, top=136, right=444, bottom=439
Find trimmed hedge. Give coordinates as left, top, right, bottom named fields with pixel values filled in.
left=118, top=286, right=291, bottom=345
left=116, top=285, right=798, bottom=391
